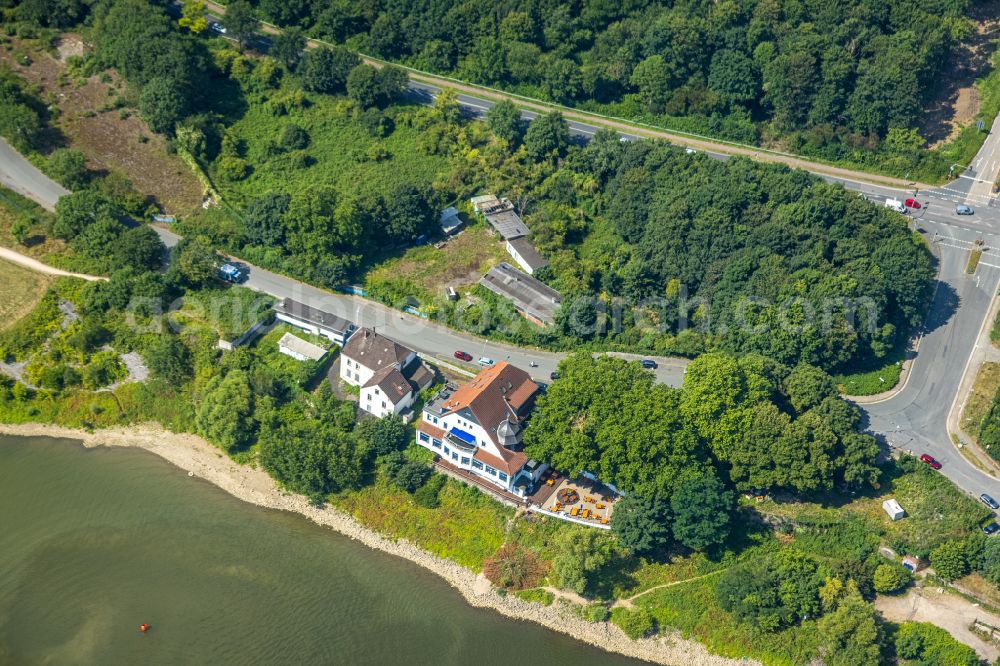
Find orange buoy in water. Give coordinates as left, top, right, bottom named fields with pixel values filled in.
left=139, top=624, right=150, bottom=633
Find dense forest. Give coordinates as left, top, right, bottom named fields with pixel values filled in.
left=247, top=0, right=975, bottom=174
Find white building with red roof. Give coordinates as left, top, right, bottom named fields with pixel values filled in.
left=416, top=361, right=545, bottom=496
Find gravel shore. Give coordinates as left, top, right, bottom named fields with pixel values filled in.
left=0, top=422, right=756, bottom=666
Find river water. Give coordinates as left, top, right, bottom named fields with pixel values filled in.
left=0, top=435, right=643, bottom=665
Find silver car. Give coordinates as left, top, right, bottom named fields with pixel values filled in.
left=956, top=205, right=974, bottom=215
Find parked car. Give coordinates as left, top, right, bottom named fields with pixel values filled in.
left=640, top=359, right=658, bottom=369
left=550, top=371, right=560, bottom=380
left=984, top=522, right=1000, bottom=535
left=478, top=357, right=495, bottom=367
left=919, top=453, right=942, bottom=470
left=904, top=198, right=921, bottom=209
left=956, top=205, right=975, bottom=215
left=982, top=493, right=1000, bottom=510
left=454, top=350, right=472, bottom=362
left=884, top=198, right=907, bottom=213
left=209, top=22, right=227, bottom=34
left=218, top=263, right=245, bottom=284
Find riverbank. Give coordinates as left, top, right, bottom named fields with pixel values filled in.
left=0, top=422, right=753, bottom=666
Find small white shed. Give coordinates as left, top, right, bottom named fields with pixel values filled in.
left=882, top=499, right=906, bottom=521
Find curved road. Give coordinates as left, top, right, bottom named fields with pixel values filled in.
left=4, top=67, right=1000, bottom=503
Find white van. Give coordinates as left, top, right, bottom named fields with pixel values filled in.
left=884, top=198, right=907, bottom=213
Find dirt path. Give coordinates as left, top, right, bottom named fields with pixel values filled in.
left=613, top=569, right=729, bottom=609
left=875, top=588, right=1000, bottom=661
left=0, top=246, right=105, bottom=281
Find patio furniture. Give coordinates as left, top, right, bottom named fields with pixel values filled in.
left=596, top=503, right=605, bottom=509
left=546, top=478, right=554, bottom=486
left=583, top=509, right=591, bottom=518
left=601, top=518, right=609, bottom=524
left=584, top=495, right=594, bottom=503
left=571, top=507, right=579, bottom=516
left=557, top=488, right=580, bottom=505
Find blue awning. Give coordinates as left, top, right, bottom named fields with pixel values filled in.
left=448, top=427, right=476, bottom=445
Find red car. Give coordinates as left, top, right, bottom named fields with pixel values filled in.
left=904, top=198, right=921, bottom=209
left=454, top=350, right=473, bottom=362
left=920, top=453, right=942, bottom=470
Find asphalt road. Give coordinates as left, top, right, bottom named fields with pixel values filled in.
left=0, top=139, right=68, bottom=209
left=148, top=226, right=688, bottom=386
left=5, top=47, right=1000, bottom=501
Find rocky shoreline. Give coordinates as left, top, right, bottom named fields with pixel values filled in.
left=0, top=422, right=754, bottom=666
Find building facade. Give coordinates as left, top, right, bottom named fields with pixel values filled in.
left=341, top=328, right=432, bottom=418
left=416, top=362, right=545, bottom=496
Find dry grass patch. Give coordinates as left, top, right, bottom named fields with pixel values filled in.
left=0, top=258, right=52, bottom=329
left=0, top=36, right=203, bottom=215
left=365, top=224, right=508, bottom=300
left=962, top=362, right=1000, bottom=441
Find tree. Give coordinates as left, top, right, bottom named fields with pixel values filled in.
left=542, top=58, right=582, bottom=104
left=550, top=529, right=616, bottom=595
left=0, top=104, right=42, bottom=152
left=279, top=123, right=309, bottom=150
left=524, top=111, right=571, bottom=162
left=390, top=460, right=431, bottom=492
left=299, top=46, right=360, bottom=94
left=47, top=149, right=88, bottom=189
left=486, top=99, right=524, bottom=147
left=196, top=369, right=254, bottom=451
left=53, top=190, right=119, bottom=240
left=138, top=76, right=186, bottom=134
left=356, top=415, right=409, bottom=457
left=930, top=540, right=969, bottom=582
left=244, top=192, right=290, bottom=246
left=896, top=622, right=979, bottom=666
left=222, top=0, right=258, bottom=52
left=143, top=335, right=192, bottom=384
left=872, top=563, right=911, bottom=594
left=113, top=225, right=165, bottom=271
left=708, top=49, right=759, bottom=104
left=784, top=364, right=837, bottom=413
left=178, top=0, right=207, bottom=34
left=630, top=55, right=669, bottom=111
left=174, top=236, right=217, bottom=286
left=670, top=472, right=732, bottom=550
left=271, top=26, right=306, bottom=70
left=259, top=418, right=362, bottom=500
left=611, top=493, right=670, bottom=555
left=817, top=583, right=882, bottom=666
left=346, top=64, right=407, bottom=109
left=383, top=183, right=435, bottom=243
left=346, top=64, right=382, bottom=108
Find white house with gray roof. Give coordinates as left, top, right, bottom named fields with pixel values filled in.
left=341, top=328, right=433, bottom=418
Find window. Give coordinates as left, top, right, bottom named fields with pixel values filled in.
left=461, top=457, right=470, bottom=465
left=499, top=472, right=508, bottom=482
left=419, top=432, right=430, bottom=443
left=444, top=446, right=450, bottom=456
left=382, top=401, right=386, bottom=409
left=451, top=452, right=458, bottom=461
left=432, top=438, right=441, bottom=449
left=432, top=416, right=439, bottom=424
left=366, top=394, right=371, bottom=401
left=485, top=466, right=496, bottom=476
left=375, top=388, right=380, bottom=395
left=471, top=460, right=483, bottom=470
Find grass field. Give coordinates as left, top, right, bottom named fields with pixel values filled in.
left=961, top=362, right=1000, bottom=442
left=331, top=473, right=513, bottom=571
left=212, top=94, right=450, bottom=206
left=364, top=224, right=508, bottom=304
left=0, top=258, right=51, bottom=330
left=833, top=342, right=906, bottom=396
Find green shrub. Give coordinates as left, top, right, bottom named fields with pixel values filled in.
left=895, top=622, right=978, bottom=665
left=580, top=603, right=610, bottom=623
left=872, top=563, right=911, bottom=594
left=413, top=473, right=446, bottom=508
left=611, top=607, right=656, bottom=640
